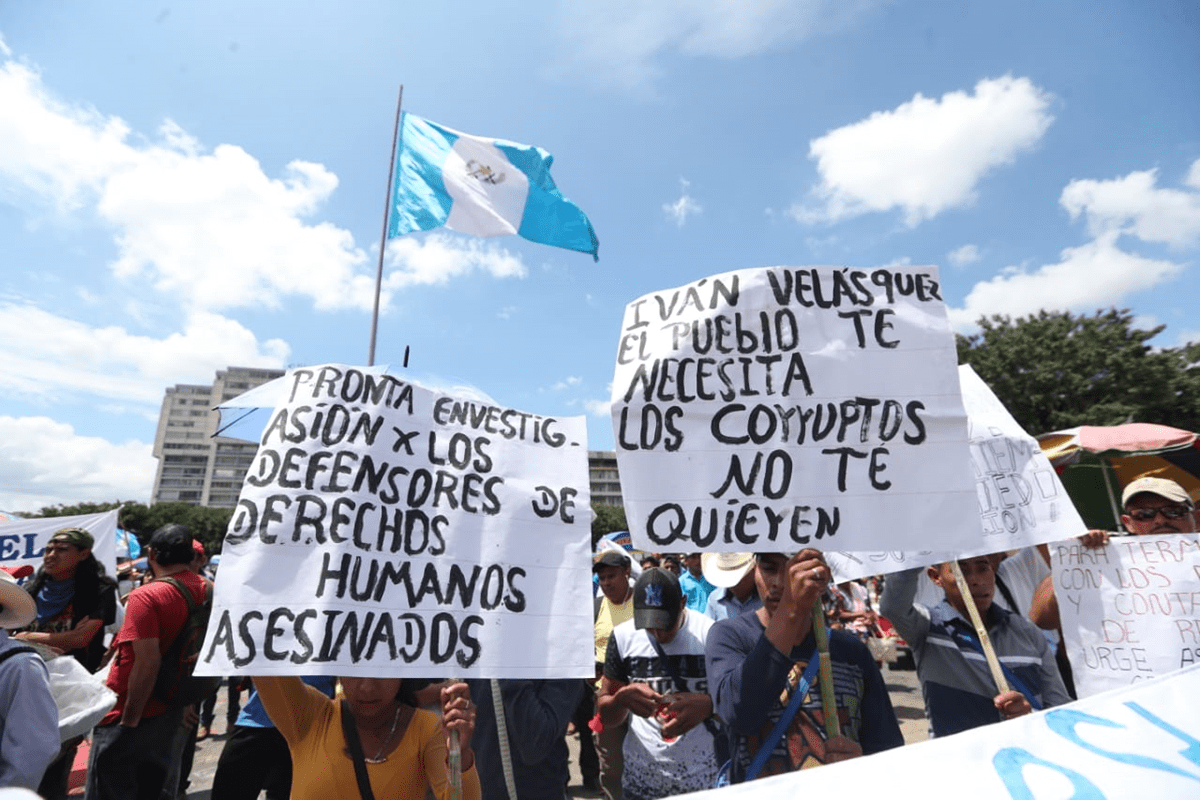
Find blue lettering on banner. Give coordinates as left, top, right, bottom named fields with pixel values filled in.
left=992, top=700, right=1200, bottom=797
left=1046, top=707, right=1200, bottom=782
left=0, top=534, right=43, bottom=561
left=992, top=748, right=1102, bottom=799
left=1125, top=702, right=1200, bottom=768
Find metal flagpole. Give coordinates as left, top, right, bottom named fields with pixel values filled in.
left=368, top=84, right=404, bottom=366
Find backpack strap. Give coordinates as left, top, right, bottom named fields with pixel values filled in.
left=948, top=624, right=1043, bottom=711
left=993, top=573, right=1019, bottom=614
left=746, top=651, right=820, bottom=781
left=152, top=575, right=210, bottom=658
left=154, top=575, right=210, bottom=611
left=341, top=700, right=377, bottom=800
left=0, top=644, right=39, bottom=667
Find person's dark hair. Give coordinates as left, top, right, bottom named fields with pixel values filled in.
left=640, top=555, right=660, bottom=568
left=148, top=523, right=195, bottom=566
left=27, top=551, right=115, bottom=604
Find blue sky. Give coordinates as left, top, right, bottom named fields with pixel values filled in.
left=1, top=1, right=1198, bottom=512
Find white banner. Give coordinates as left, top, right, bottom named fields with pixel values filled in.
left=611, top=267, right=978, bottom=555
left=196, top=365, right=593, bottom=678
left=676, top=663, right=1200, bottom=799
left=0, top=510, right=119, bottom=576
left=826, top=365, right=1087, bottom=581
left=1053, top=533, right=1200, bottom=698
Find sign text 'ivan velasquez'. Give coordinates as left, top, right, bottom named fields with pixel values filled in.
left=611, top=267, right=979, bottom=555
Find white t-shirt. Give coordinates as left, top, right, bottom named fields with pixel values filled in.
left=604, top=610, right=720, bottom=800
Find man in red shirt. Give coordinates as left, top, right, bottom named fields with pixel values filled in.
left=84, top=523, right=208, bottom=800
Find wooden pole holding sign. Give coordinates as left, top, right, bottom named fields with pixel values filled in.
left=950, top=560, right=1010, bottom=694
left=811, top=607, right=842, bottom=741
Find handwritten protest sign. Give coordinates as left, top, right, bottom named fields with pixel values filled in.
left=675, top=663, right=1200, bottom=799
left=827, top=365, right=1086, bottom=581
left=1053, top=533, right=1200, bottom=698
left=611, top=266, right=977, bottom=554
left=197, top=365, right=593, bottom=679
left=0, top=510, right=118, bottom=574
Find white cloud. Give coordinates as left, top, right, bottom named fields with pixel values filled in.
left=552, top=376, right=583, bottom=391
left=1175, top=329, right=1200, bottom=347
left=950, top=160, right=1200, bottom=329
left=496, top=305, right=518, bottom=320
left=947, top=231, right=1183, bottom=329
left=947, top=244, right=982, bottom=268
left=663, top=179, right=702, bottom=226
left=0, top=416, right=154, bottom=512
left=1, top=56, right=545, bottom=315
left=583, top=397, right=613, bottom=417
left=0, top=303, right=288, bottom=406
left=1060, top=159, right=1200, bottom=248
left=0, top=56, right=374, bottom=312
left=554, top=0, right=867, bottom=89
left=382, top=234, right=526, bottom=303
left=1187, top=160, right=1200, bottom=190
left=794, top=76, right=1054, bottom=226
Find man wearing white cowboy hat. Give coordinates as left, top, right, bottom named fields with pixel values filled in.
left=700, top=553, right=761, bottom=622
left=0, top=568, right=61, bottom=790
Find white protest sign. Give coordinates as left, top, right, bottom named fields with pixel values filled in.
left=196, top=365, right=593, bottom=679
left=611, top=266, right=977, bottom=555
left=826, top=365, right=1086, bottom=581
left=1053, top=533, right=1200, bottom=698
left=0, top=510, right=119, bottom=575
left=676, top=663, right=1200, bottom=799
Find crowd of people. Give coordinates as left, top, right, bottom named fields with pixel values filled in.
left=0, top=473, right=1196, bottom=799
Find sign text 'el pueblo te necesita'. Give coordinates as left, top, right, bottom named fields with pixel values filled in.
left=612, top=267, right=978, bottom=555
left=198, top=366, right=593, bottom=678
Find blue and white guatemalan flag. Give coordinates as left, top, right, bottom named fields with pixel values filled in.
left=388, top=112, right=599, bottom=260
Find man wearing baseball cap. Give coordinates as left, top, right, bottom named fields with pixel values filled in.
left=86, top=523, right=210, bottom=800
left=15, top=527, right=118, bottom=672
left=1029, top=475, right=1197, bottom=697
left=589, top=549, right=634, bottom=798
left=0, top=568, right=60, bottom=790
left=598, top=568, right=721, bottom=799
left=1119, top=476, right=1196, bottom=536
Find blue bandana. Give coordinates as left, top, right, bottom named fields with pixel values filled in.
left=35, top=578, right=75, bottom=624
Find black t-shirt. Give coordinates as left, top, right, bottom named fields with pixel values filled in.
left=24, top=574, right=118, bottom=672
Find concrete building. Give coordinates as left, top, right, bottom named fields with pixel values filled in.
left=150, top=366, right=284, bottom=508
left=151, top=375, right=625, bottom=512
left=588, top=450, right=623, bottom=508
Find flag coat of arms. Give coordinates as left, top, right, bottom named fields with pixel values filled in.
left=388, top=112, right=599, bottom=259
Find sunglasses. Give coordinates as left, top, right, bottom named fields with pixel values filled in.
left=1126, top=504, right=1192, bottom=522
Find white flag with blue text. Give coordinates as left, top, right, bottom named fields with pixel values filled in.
left=388, top=112, right=599, bottom=260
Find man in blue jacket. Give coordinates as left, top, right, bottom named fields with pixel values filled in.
left=706, top=550, right=901, bottom=783
left=880, top=553, right=1070, bottom=738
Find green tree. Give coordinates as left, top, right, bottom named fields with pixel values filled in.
left=957, top=308, right=1200, bottom=435
left=132, top=502, right=232, bottom=554
left=590, top=503, right=628, bottom=549
left=117, top=502, right=152, bottom=537
left=28, top=500, right=232, bottom=555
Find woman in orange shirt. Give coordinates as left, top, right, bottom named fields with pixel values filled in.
left=254, top=675, right=481, bottom=800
